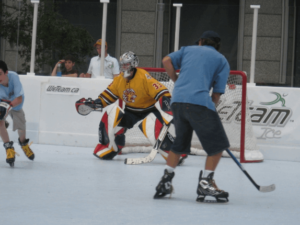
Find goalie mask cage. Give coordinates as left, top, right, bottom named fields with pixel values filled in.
left=123, top=68, right=263, bottom=163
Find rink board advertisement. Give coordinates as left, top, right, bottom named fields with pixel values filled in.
left=45, top=84, right=80, bottom=95
left=247, top=86, right=299, bottom=147
left=5, top=75, right=300, bottom=161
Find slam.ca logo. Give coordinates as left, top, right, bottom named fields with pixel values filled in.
left=251, top=92, right=292, bottom=140
left=260, top=92, right=286, bottom=107
left=216, top=92, right=292, bottom=127
left=250, top=92, right=292, bottom=127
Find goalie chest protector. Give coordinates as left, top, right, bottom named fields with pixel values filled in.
left=99, top=68, right=171, bottom=112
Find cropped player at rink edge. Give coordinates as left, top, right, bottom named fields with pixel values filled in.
left=79, top=51, right=187, bottom=163
left=0, top=60, right=35, bottom=167
left=154, top=31, right=231, bottom=203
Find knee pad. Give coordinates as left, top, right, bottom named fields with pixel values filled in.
left=138, top=113, right=174, bottom=150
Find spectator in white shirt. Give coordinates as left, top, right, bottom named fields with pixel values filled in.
left=80, top=39, right=119, bottom=79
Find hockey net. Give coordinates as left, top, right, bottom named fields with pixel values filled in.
left=122, top=68, right=263, bottom=163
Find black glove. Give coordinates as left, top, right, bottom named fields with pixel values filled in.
left=82, top=98, right=103, bottom=110
left=93, top=98, right=103, bottom=109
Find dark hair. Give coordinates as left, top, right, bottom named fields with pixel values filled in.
left=0, top=60, right=8, bottom=73
left=200, top=38, right=221, bottom=51
left=64, top=55, right=76, bottom=63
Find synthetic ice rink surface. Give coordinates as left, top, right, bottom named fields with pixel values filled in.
left=0, top=144, right=299, bottom=225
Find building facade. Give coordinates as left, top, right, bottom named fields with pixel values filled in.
left=1, top=0, right=299, bottom=86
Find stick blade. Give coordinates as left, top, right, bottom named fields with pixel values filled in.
left=124, top=150, right=158, bottom=165
left=259, top=184, right=276, bottom=192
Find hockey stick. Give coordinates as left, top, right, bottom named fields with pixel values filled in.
left=124, top=122, right=170, bottom=165
left=225, top=149, right=275, bottom=192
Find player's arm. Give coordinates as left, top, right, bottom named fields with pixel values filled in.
left=10, top=96, right=23, bottom=108
left=145, top=73, right=171, bottom=101
left=212, top=59, right=230, bottom=106
left=79, top=73, right=91, bottom=78
left=51, top=63, right=58, bottom=76
left=51, top=60, right=65, bottom=76
left=162, top=56, right=178, bottom=83
left=211, top=59, right=230, bottom=106
left=98, top=80, right=120, bottom=107
left=163, top=47, right=184, bottom=82
left=76, top=80, right=120, bottom=115
left=10, top=74, right=24, bottom=108
left=62, top=72, right=78, bottom=78
left=80, top=59, right=93, bottom=78
left=211, top=93, right=221, bottom=105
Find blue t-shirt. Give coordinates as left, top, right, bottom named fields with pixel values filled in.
left=168, top=45, right=230, bottom=111
left=0, top=71, right=24, bottom=111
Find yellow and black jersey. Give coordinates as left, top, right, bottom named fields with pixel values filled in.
left=99, top=68, right=171, bottom=113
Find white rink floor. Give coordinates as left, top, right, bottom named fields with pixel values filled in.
left=0, top=144, right=299, bottom=225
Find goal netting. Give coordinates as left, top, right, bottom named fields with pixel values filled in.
left=122, top=68, right=263, bottom=163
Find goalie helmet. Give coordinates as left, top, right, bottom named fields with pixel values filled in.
left=119, top=51, right=139, bottom=78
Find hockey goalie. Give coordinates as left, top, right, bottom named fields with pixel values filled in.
left=76, top=51, right=187, bottom=163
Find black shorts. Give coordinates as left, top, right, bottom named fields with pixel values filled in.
left=118, top=109, right=163, bottom=129
left=171, top=103, right=230, bottom=156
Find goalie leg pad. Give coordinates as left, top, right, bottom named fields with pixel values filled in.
left=93, top=144, right=118, bottom=160
left=93, top=128, right=125, bottom=159
left=113, top=127, right=126, bottom=153
left=99, top=112, right=110, bottom=145
left=138, top=113, right=162, bottom=146
left=138, top=113, right=174, bottom=150
left=98, top=104, right=124, bottom=145
left=95, top=104, right=125, bottom=160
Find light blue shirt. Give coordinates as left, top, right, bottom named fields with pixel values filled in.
left=0, top=71, right=24, bottom=111
left=168, top=45, right=230, bottom=111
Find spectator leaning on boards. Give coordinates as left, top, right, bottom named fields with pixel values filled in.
left=51, top=55, right=78, bottom=77
left=79, top=39, right=119, bottom=79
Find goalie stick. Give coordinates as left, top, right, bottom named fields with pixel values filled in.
left=226, top=149, right=275, bottom=192
left=124, top=122, right=170, bottom=165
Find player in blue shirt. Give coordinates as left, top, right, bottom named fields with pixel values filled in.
left=0, top=60, right=34, bottom=167
left=154, top=31, right=230, bottom=203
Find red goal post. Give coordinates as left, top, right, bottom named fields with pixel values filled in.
left=123, top=67, right=263, bottom=163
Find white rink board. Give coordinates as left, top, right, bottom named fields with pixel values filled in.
left=247, top=86, right=300, bottom=161
left=6, top=76, right=112, bottom=147
left=5, top=75, right=300, bottom=161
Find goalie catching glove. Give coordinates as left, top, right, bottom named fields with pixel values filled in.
left=0, top=101, right=12, bottom=121
left=75, top=98, right=103, bottom=116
